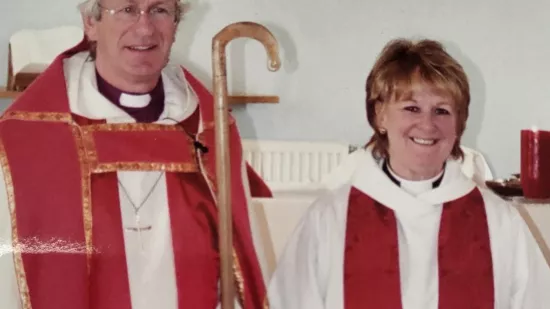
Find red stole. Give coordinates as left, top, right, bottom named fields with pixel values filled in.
left=343, top=187, right=494, bottom=309
left=0, top=39, right=268, bottom=309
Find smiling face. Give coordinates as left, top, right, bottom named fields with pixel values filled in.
left=82, top=0, right=179, bottom=92
left=365, top=39, right=471, bottom=180
left=377, top=83, right=458, bottom=180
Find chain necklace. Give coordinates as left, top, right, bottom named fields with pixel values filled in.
left=118, top=171, right=165, bottom=250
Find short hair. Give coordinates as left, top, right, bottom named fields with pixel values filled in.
left=78, top=0, right=185, bottom=22
left=78, top=0, right=185, bottom=59
left=365, top=38, right=470, bottom=160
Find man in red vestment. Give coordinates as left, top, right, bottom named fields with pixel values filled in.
left=0, top=0, right=272, bottom=308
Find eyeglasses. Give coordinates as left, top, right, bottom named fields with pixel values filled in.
left=97, top=2, right=178, bottom=23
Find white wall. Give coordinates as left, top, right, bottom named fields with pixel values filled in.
left=1, top=0, right=550, bottom=179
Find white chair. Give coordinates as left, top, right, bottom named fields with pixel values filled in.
left=9, top=26, right=83, bottom=77
left=460, top=145, right=494, bottom=185
left=6, top=26, right=83, bottom=92
left=251, top=196, right=315, bottom=278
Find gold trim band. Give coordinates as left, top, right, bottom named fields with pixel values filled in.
left=233, top=249, right=246, bottom=306
left=81, top=122, right=185, bottom=132
left=92, top=162, right=199, bottom=174
left=0, top=111, right=73, bottom=124
left=70, top=126, right=93, bottom=274
left=0, top=138, right=32, bottom=309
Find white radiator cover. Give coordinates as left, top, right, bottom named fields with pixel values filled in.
left=242, top=139, right=351, bottom=192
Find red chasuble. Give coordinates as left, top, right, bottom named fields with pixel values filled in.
left=0, top=39, right=268, bottom=309
left=343, top=187, right=494, bottom=309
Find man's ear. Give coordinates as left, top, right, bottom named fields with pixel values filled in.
left=81, top=13, right=98, bottom=42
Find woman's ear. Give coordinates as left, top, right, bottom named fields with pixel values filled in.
left=375, top=102, right=387, bottom=132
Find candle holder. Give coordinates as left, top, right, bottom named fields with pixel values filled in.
left=521, top=129, right=550, bottom=199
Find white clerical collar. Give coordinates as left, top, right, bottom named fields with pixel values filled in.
left=386, top=162, right=445, bottom=196
left=119, top=93, right=151, bottom=108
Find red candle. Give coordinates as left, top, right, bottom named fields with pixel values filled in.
left=521, top=128, right=550, bottom=199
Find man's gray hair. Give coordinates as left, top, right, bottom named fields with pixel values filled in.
left=77, top=0, right=186, bottom=60
left=78, top=0, right=185, bottom=22
left=78, top=0, right=101, bottom=20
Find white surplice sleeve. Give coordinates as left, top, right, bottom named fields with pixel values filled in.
left=266, top=192, right=341, bottom=309
left=510, top=207, right=550, bottom=309
left=0, top=165, right=23, bottom=309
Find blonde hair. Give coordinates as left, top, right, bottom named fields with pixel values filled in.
left=365, top=38, right=470, bottom=160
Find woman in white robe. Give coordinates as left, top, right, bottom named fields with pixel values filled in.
left=266, top=38, right=550, bottom=309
